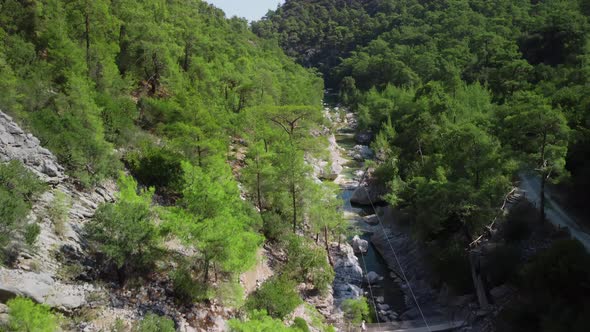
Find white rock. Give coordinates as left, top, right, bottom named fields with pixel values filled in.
left=352, top=235, right=369, bottom=254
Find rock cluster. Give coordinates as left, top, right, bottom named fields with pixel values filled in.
left=349, top=144, right=374, bottom=161
left=0, top=111, right=65, bottom=183
left=331, top=243, right=364, bottom=304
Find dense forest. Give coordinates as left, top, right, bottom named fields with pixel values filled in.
left=3, top=0, right=590, bottom=331
left=256, top=0, right=590, bottom=331
left=0, top=0, right=348, bottom=330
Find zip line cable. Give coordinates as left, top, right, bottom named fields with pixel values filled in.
left=358, top=168, right=432, bottom=332
left=359, top=249, right=382, bottom=329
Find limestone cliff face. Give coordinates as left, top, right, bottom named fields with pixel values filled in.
left=0, top=112, right=65, bottom=183
left=0, top=111, right=116, bottom=311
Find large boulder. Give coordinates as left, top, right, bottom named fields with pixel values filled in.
left=350, top=184, right=387, bottom=205
left=352, top=235, right=369, bottom=254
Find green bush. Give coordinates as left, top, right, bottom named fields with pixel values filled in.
left=261, top=211, right=290, bottom=244
left=216, top=281, right=245, bottom=308
left=24, top=223, right=41, bottom=246
left=284, top=236, right=334, bottom=293
left=0, top=161, right=45, bottom=260
left=28, top=107, right=118, bottom=187
left=125, top=146, right=183, bottom=192
left=229, top=310, right=296, bottom=332
left=170, top=265, right=211, bottom=303
left=341, top=297, right=371, bottom=324
left=85, top=175, right=162, bottom=281
left=6, top=297, right=59, bottom=332
left=47, top=191, right=71, bottom=238
left=291, top=317, right=310, bottom=332
left=135, top=313, right=175, bottom=332
left=246, top=276, right=302, bottom=319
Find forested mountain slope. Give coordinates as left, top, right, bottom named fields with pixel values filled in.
left=0, top=0, right=346, bottom=330
left=259, top=0, right=590, bottom=331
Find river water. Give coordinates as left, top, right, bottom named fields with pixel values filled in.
left=333, top=127, right=406, bottom=321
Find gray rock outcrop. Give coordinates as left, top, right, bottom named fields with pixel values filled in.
left=0, top=111, right=65, bottom=183
left=0, top=110, right=117, bottom=311
left=332, top=243, right=364, bottom=304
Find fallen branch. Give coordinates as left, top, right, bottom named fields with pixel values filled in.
left=469, top=187, right=518, bottom=248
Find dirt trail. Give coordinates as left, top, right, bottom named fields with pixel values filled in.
left=240, top=247, right=273, bottom=295
left=519, top=173, right=590, bottom=251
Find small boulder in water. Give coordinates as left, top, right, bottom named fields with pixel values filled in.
left=363, top=214, right=379, bottom=225
left=365, top=271, right=383, bottom=284
left=352, top=235, right=369, bottom=254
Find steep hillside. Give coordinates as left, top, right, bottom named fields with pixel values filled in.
left=0, top=0, right=346, bottom=330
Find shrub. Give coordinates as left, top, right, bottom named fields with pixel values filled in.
left=291, top=317, right=310, bottom=332
left=246, top=276, right=301, bottom=319
left=0, top=160, right=46, bottom=201
left=24, top=223, right=41, bottom=246
left=29, top=107, right=118, bottom=186
left=125, top=146, right=183, bottom=192
left=0, top=161, right=45, bottom=260
left=216, top=281, right=245, bottom=308
left=341, top=297, right=371, bottom=324
left=135, top=313, right=175, bottom=332
left=85, top=175, right=162, bottom=281
left=284, top=236, right=334, bottom=293
left=229, top=310, right=296, bottom=332
left=6, top=297, right=59, bottom=332
left=47, top=191, right=71, bottom=238
left=261, top=211, right=290, bottom=244
left=170, top=265, right=211, bottom=303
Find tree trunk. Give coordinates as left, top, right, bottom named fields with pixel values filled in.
left=539, top=131, right=548, bottom=222
left=117, top=265, right=127, bottom=286
left=256, top=170, right=262, bottom=211
left=203, top=259, right=210, bottom=284
left=469, top=250, right=489, bottom=309
left=324, top=226, right=333, bottom=267
left=183, top=41, right=191, bottom=72
left=292, top=181, right=297, bottom=233
left=85, top=12, right=91, bottom=67
left=540, top=173, right=546, bottom=222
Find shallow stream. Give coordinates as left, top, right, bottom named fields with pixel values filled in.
left=334, top=127, right=406, bottom=320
